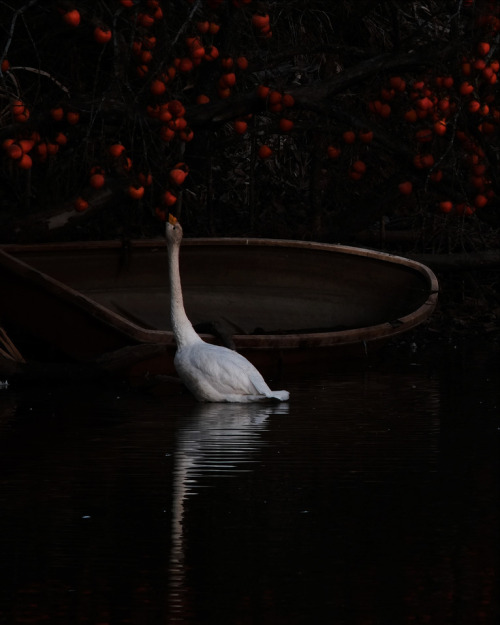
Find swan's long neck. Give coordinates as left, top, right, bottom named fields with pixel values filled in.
left=168, top=238, right=202, bottom=348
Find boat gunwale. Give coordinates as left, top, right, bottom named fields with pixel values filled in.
left=0, top=238, right=439, bottom=351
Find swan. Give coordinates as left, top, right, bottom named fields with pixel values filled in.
left=166, top=215, right=289, bottom=403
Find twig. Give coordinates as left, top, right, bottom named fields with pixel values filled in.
left=0, top=0, right=41, bottom=71
left=7, top=65, right=70, bottom=95
left=171, top=0, right=203, bottom=47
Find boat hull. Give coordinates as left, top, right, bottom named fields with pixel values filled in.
left=0, top=238, right=438, bottom=378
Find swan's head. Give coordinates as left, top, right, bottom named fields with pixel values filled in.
left=166, top=213, right=183, bottom=245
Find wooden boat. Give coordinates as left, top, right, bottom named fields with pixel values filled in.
left=0, top=238, right=438, bottom=379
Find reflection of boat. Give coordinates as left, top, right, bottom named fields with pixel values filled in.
left=168, top=401, right=288, bottom=620
left=0, top=239, right=438, bottom=378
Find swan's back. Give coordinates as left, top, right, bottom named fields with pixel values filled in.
left=175, top=342, right=289, bottom=403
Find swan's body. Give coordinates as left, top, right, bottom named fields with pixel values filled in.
left=166, top=217, right=289, bottom=403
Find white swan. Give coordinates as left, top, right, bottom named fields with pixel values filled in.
left=166, top=215, right=289, bottom=403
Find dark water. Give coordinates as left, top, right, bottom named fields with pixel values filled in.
left=0, top=338, right=498, bottom=625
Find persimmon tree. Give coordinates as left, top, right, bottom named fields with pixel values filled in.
left=0, top=0, right=499, bottom=247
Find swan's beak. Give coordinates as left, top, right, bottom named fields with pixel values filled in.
left=168, top=213, right=178, bottom=226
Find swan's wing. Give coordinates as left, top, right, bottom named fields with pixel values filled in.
left=176, top=342, right=273, bottom=399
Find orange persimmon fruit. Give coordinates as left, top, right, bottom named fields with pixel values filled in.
left=63, top=9, right=80, bottom=27
left=169, top=168, right=188, bottom=185
left=439, top=200, right=453, bottom=213
left=18, top=139, right=34, bottom=152
left=459, top=81, right=474, bottom=95
left=94, top=26, right=112, bottom=44
left=233, top=120, right=248, bottom=134
left=168, top=100, right=186, bottom=117
left=150, top=79, right=166, bottom=96
left=351, top=160, right=366, bottom=174
left=342, top=130, right=356, bottom=144
left=434, top=119, right=447, bottom=136
left=327, top=145, right=341, bottom=159
left=398, top=181, right=413, bottom=195
left=138, top=171, right=153, bottom=186
left=17, top=153, right=32, bottom=169
left=474, top=193, right=488, bottom=208
left=163, top=190, right=177, bottom=206
left=279, top=118, right=294, bottom=132
left=221, top=72, right=236, bottom=87
left=179, top=127, right=194, bottom=142
left=359, top=129, right=374, bottom=143
left=196, top=20, right=209, bottom=33
left=160, top=126, right=175, bottom=142
left=477, top=41, right=491, bottom=57
left=256, top=85, right=270, bottom=99
left=128, top=184, right=145, bottom=200
left=7, top=143, right=23, bottom=160
left=404, top=109, right=418, bottom=123
left=74, top=197, right=89, bottom=212
left=258, top=144, right=272, bottom=159
left=236, top=56, right=249, bottom=70
left=66, top=111, right=80, bottom=125
left=109, top=144, right=125, bottom=158
left=268, top=90, right=282, bottom=105
left=54, top=131, right=67, bottom=145
left=90, top=173, right=105, bottom=189
left=50, top=106, right=64, bottom=121
left=252, top=14, right=270, bottom=30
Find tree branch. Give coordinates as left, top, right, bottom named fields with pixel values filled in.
left=187, top=41, right=459, bottom=126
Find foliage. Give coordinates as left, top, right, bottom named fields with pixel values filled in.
left=0, top=0, right=499, bottom=246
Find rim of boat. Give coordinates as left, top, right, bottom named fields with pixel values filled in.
left=0, top=238, right=439, bottom=349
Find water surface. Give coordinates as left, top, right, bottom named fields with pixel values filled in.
left=0, top=338, right=498, bottom=624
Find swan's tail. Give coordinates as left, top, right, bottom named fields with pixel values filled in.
left=268, top=390, right=289, bottom=402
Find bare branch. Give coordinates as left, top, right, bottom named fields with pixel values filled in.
left=0, top=0, right=40, bottom=72
left=7, top=65, right=70, bottom=95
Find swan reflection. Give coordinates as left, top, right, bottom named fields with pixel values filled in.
left=168, top=401, right=288, bottom=617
